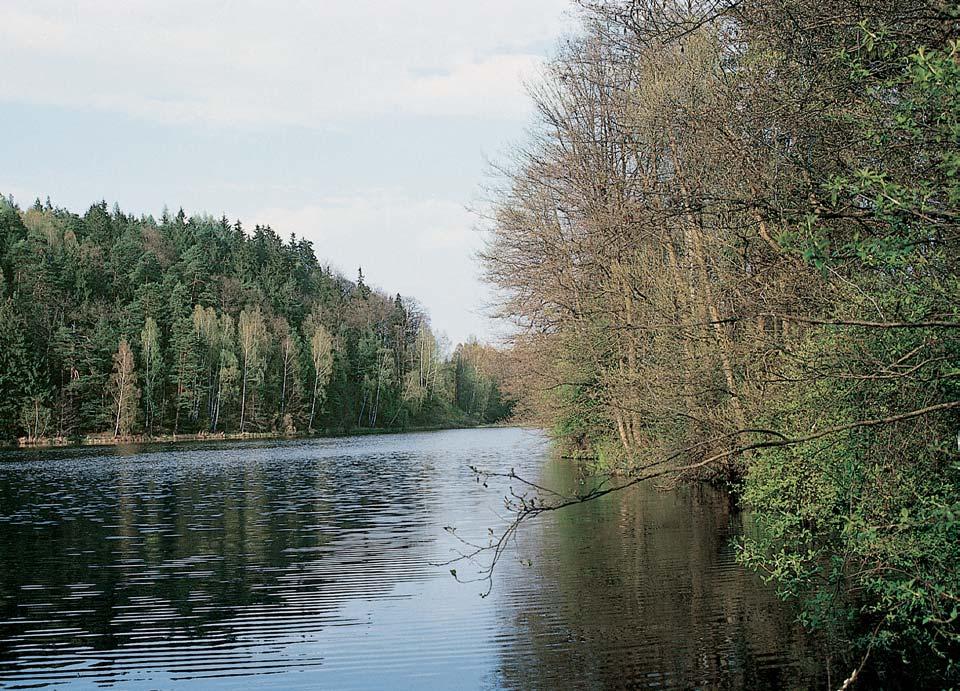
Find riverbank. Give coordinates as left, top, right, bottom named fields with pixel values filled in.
left=7, top=422, right=515, bottom=451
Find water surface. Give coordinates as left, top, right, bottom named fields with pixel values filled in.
left=0, top=428, right=824, bottom=689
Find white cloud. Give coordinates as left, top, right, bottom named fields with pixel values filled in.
left=0, top=0, right=571, bottom=126
left=251, top=190, right=494, bottom=343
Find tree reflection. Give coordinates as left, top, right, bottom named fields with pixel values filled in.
left=494, top=455, right=829, bottom=689
left=0, top=440, right=434, bottom=684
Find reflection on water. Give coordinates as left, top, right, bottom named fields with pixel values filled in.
left=0, top=428, right=825, bottom=689
left=494, top=460, right=826, bottom=689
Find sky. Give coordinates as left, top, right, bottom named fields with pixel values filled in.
left=0, top=0, right=575, bottom=344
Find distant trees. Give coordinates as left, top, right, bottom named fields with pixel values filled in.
left=453, top=340, right=514, bottom=424
left=0, top=197, right=514, bottom=442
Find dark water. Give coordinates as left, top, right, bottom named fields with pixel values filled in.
left=0, top=428, right=825, bottom=689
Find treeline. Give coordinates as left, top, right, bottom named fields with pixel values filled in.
left=0, top=198, right=513, bottom=443
left=483, top=0, right=958, bottom=684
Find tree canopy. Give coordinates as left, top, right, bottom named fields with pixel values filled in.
left=481, top=0, right=959, bottom=683
left=0, top=199, right=513, bottom=442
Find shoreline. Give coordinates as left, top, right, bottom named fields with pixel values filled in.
left=6, top=423, right=518, bottom=452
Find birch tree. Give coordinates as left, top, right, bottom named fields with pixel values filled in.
left=110, top=337, right=139, bottom=437
left=140, top=317, right=161, bottom=435
left=307, top=322, right=333, bottom=432
left=211, top=313, right=236, bottom=433
left=238, top=306, right=267, bottom=433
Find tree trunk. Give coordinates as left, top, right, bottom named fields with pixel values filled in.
left=309, top=370, right=319, bottom=432
left=114, top=382, right=124, bottom=438
left=240, top=357, right=248, bottom=433
left=212, top=381, right=221, bottom=433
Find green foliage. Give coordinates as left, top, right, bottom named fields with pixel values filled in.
left=739, top=326, right=960, bottom=683
left=790, top=33, right=960, bottom=276
left=0, top=299, right=36, bottom=441
left=733, top=23, right=960, bottom=683
left=551, top=381, right=610, bottom=460
left=0, top=198, right=514, bottom=440
left=485, top=3, right=959, bottom=682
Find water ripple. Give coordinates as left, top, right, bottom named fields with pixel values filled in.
left=0, top=429, right=824, bottom=689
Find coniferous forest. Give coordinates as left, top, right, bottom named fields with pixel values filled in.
left=0, top=198, right=513, bottom=444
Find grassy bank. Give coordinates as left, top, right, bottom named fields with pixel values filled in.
left=6, top=422, right=514, bottom=451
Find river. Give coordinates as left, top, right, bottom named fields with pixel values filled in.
left=0, top=427, right=826, bottom=689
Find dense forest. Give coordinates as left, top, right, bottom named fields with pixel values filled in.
left=0, top=198, right=512, bottom=443
left=482, top=0, right=958, bottom=684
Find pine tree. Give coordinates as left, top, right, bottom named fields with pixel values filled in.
left=169, top=315, right=199, bottom=434
left=0, top=299, right=34, bottom=441
left=356, top=267, right=370, bottom=300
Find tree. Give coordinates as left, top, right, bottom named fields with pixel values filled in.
left=140, top=316, right=161, bottom=434
left=214, top=352, right=239, bottom=433
left=211, top=313, right=237, bottom=433
left=0, top=299, right=34, bottom=441
left=169, top=314, right=199, bottom=434
left=0, top=193, right=514, bottom=441
left=356, top=267, right=371, bottom=300
left=474, top=0, right=959, bottom=682
left=306, top=320, right=334, bottom=432
left=109, top=337, right=139, bottom=437
left=237, top=306, right=267, bottom=433
left=274, top=317, right=302, bottom=432
left=19, top=397, right=51, bottom=442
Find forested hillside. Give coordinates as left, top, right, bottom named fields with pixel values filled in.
left=0, top=198, right=512, bottom=443
left=482, top=0, right=959, bottom=683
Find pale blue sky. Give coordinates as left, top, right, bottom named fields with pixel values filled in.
left=1, top=1, right=574, bottom=344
